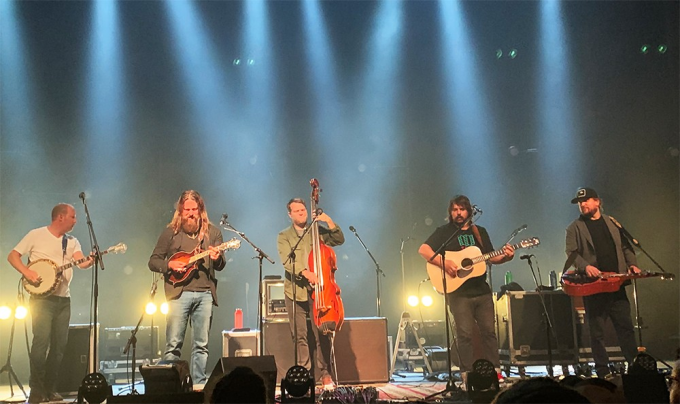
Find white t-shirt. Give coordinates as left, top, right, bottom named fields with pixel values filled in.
left=13, top=226, right=84, bottom=298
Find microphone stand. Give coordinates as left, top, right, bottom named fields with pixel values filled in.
left=608, top=217, right=675, bottom=367
left=221, top=217, right=275, bottom=355
left=80, top=194, right=104, bottom=377
left=0, top=291, right=28, bottom=402
left=283, top=218, right=318, bottom=365
left=523, top=255, right=560, bottom=378
left=424, top=212, right=479, bottom=399
left=349, top=227, right=385, bottom=317
left=122, top=277, right=159, bottom=395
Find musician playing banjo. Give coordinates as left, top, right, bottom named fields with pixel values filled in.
left=148, top=190, right=225, bottom=386
left=565, top=187, right=640, bottom=378
left=7, top=203, right=94, bottom=404
left=418, top=195, right=514, bottom=381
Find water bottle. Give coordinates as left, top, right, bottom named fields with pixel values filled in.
left=549, top=270, right=558, bottom=289
left=234, top=308, right=243, bottom=330
left=504, top=271, right=513, bottom=285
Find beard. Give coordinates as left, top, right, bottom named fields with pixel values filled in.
left=182, top=216, right=200, bottom=234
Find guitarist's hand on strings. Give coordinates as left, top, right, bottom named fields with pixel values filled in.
left=23, top=268, right=42, bottom=285
left=169, top=260, right=187, bottom=273
left=444, top=260, right=459, bottom=278
left=208, top=245, right=222, bottom=261
left=584, top=265, right=601, bottom=278
left=628, top=265, right=642, bottom=274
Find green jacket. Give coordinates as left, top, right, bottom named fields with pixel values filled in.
left=277, top=223, right=345, bottom=301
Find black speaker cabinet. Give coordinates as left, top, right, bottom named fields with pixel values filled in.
left=497, top=291, right=578, bottom=366
left=57, top=324, right=99, bottom=394
left=202, top=356, right=277, bottom=404
left=263, top=317, right=389, bottom=385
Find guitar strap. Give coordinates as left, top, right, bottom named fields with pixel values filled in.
left=471, top=225, right=484, bottom=250
left=62, top=235, right=68, bottom=262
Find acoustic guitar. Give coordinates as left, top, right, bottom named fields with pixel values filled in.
left=426, top=237, right=540, bottom=294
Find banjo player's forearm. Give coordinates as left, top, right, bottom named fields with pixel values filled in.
left=8, top=250, right=29, bottom=275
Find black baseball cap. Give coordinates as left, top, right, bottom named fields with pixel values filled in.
left=571, top=187, right=599, bottom=204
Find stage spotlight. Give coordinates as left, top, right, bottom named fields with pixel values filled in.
left=407, top=295, right=419, bottom=307
left=495, top=49, right=503, bottom=59
left=657, top=44, right=667, bottom=54
left=79, top=372, right=110, bottom=404
left=640, top=44, right=650, bottom=54
left=145, top=302, right=157, bottom=315
left=233, top=59, right=241, bottom=66
left=421, top=296, right=433, bottom=307
left=160, top=302, right=169, bottom=315
left=467, top=359, right=500, bottom=402
left=14, top=305, right=27, bottom=320
left=281, top=365, right=314, bottom=403
left=0, top=305, right=11, bottom=320
left=508, top=49, right=518, bottom=59
left=629, top=352, right=657, bottom=374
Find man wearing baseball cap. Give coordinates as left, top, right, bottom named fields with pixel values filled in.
left=565, top=187, right=640, bottom=378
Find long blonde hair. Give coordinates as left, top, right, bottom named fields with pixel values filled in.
left=168, top=190, right=211, bottom=241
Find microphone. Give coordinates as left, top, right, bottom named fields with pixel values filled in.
left=219, top=213, right=228, bottom=226
left=472, top=205, right=483, bottom=214
left=349, top=226, right=356, bottom=233
left=520, top=254, right=534, bottom=260
left=79, top=192, right=86, bottom=201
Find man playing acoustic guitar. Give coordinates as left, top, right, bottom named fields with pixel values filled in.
left=565, top=187, right=640, bottom=378
left=418, top=195, right=514, bottom=381
left=8, top=203, right=93, bottom=403
left=149, top=190, right=226, bottom=385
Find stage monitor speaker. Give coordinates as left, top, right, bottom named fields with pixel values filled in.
left=263, top=317, right=389, bottom=385
left=57, top=324, right=99, bottom=394
left=202, top=356, right=277, bottom=404
left=623, top=373, right=670, bottom=403
left=140, top=360, right=192, bottom=395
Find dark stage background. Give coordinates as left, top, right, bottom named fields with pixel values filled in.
left=1, top=0, right=678, bottom=382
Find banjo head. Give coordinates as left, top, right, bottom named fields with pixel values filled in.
left=23, top=259, right=61, bottom=296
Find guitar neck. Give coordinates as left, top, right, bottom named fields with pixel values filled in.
left=476, top=241, right=525, bottom=264
left=188, top=242, right=233, bottom=264
left=57, top=251, right=106, bottom=272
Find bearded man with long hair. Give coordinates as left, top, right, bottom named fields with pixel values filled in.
left=149, top=190, right=226, bottom=385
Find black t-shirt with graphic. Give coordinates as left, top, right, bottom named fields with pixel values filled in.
left=424, top=223, right=495, bottom=297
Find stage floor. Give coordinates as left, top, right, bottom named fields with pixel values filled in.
left=0, top=365, right=576, bottom=403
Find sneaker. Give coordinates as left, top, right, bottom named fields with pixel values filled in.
left=46, top=392, right=63, bottom=402
left=321, top=375, right=335, bottom=390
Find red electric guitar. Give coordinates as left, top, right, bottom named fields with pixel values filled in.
left=561, top=270, right=674, bottom=297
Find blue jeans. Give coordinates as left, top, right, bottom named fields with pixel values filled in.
left=29, top=296, right=71, bottom=395
left=164, top=291, right=213, bottom=384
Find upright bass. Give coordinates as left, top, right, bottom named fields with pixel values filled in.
left=308, top=178, right=345, bottom=334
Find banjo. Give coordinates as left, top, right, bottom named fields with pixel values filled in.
left=22, top=242, right=127, bottom=296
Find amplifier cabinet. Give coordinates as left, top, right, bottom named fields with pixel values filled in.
left=497, top=291, right=578, bottom=366
left=261, top=278, right=287, bottom=320
left=222, top=330, right=260, bottom=357
left=101, top=326, right=160, bottom=361
left=57, top=324, right=99, bottom=394
left=263, top=317, right=389, bottom=384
